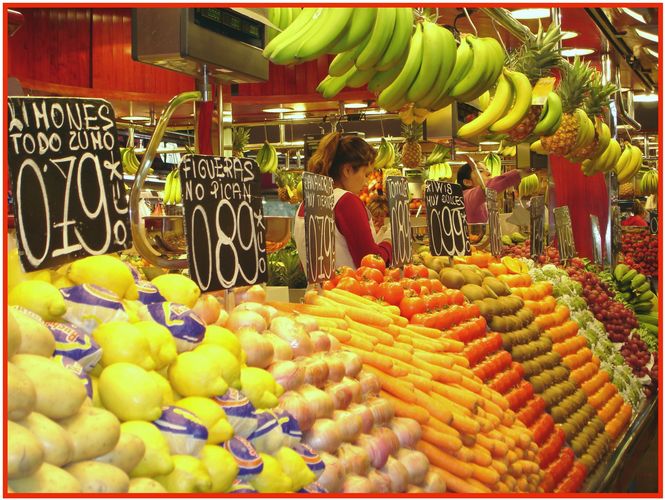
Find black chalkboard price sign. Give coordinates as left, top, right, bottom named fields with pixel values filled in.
left=424, top=180, right=471, bottom=257
left=386, top=176, right=411, bottom=268
left=486, top=188, right=502, bottom=257
left=529, top=195, right=545, bottom=258
left=178, top=154, right=267, bottom=292
left=7, top=97, right=132, bottom=271
left=553, top=206, right=576, bottom=261
left=302, top=172, right=335, bottom=283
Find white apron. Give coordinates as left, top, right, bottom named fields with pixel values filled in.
left=293, top=188, right=378, bottom=271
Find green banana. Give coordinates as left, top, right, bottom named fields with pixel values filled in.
left=377, top=21, right=423, bottom=111
left=328, top=8, right=376, bottom=53
left=489, top=70, right=532, bottom=133
left=621, top=269, right=638, bottom=285
left=613, top=263, right=629, bottom=281
left=317, top=65, right=354, bottom=99
left=439, top=35, right=473, bottom=99
left=294, top=8, right=354, bottom=61
left=264, top=8, right=318, bottom=61
left=355, top=8, right=397, bottom=70
left=636, top=313, right=659, bottom=326
left=450, top=35, right=487, bottom=99
left=367, top=51, right=407, bottom=93
left=163, top=170, right=174, bottom=205
left=456, top=72, right=513, bottom=139
left=532, top=92, right=562, bottom=136
left=631, top=273, right=647, bottom=289
left=415, top=23, right=457, bottom=109
left=634, top=303, right=655, bottom=313
left=406, top=20, right=443, bottom=103
left=375, top=8, right=414, bottom=71
left=346, top=65, right=377, bottom=88
left=328, top=34, right=370, bottom=76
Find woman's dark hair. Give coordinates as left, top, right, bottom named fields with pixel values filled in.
left=457, top=162, right=473, bottom=189
left=307, top=132, right=376, bottom=180
left=634, top=199, right=646, bottom=217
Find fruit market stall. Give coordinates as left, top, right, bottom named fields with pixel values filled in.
left=5, top=5, right=660, bottom=496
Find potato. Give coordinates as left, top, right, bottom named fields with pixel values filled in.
left=8, top=420, right=44, bottom=479
left=19, top=412, right=74, bottom=467
left=129, top=477, right=168, bottom=493
left=8, top=362, right=36, bottom=421
left=64, top=461, right=129, bottom=493
left=11, top=306, right=56, bottom=357
left=58, top=406, right=120, bottom=462
left=95, top=428, right=146, bottom=473
left=9, top=463, right=80, bottom=493
left=11, top=354, right=86, bottom=420
left=8, top=308, right=22, bottom=358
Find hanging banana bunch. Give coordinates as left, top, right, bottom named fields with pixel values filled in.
left=120, top=146, right=140, bottom=175
left=518, top=173, right=540, bottom=198
left=483, top=152, right=503, bottom=177
left=426, top=144, right=452, bottom=180
left=257, top=142, right=279, bottom=174
left=374, top=137, right=396, bottom=170
left=640, top=170, right=659, bottom=195
left=266, top=8, right=302, bottom=43
left=162, top=168, right=182, bottom=205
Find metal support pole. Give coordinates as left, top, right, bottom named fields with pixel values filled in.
left=218, top=83, right=224, bottom=156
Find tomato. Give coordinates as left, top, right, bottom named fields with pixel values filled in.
left=417, top=286, right=431, bottom=297
left=416, top=278, right=431, bottom=294
left=415, top=265, right=429, bottom=278
left=322, top=280, right=336, bottom=290
left=384, top=268, right=401, bottom=281
left=410, top=313, right=428, bottom=325
left=361, top=279, right=379, bottom=297
left=423, top=294, right=440, bottom=312
left=400, top=296, right=426, bottom=321
left=337, top=277, right=365, bottom=296
left=429, top=279, right=443, bottom=293
left=357, top=266, right=384, bottom=283
left=335, top=266, right=356, bottom=280
left=445, top=289, right=465, bottom=305
left=399, top=278, right=421, bottom=294
left=361, top=254, right=386, bottom=274
left=375, top=281, right=404, bottom=306
left=402, top=264, right=421, bottom=279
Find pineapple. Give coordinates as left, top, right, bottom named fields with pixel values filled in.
left=571, top=71, right=617, bottom=159
left=401, top=122, right=423, bottom=168
left=540, top=57, right=593, bottom=156
left=231, top=127, right=251, bottom=157
left=507, top=21, right=564, bottom=142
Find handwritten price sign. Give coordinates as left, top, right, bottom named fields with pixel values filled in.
left=425, top=181, right=471, bottom=257
left=386, top=176, right=411, bottom=268
left=302, top=172, right=335, bottom=283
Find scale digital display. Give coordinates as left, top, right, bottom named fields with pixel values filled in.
left=194, top=9, right=264, bottom=48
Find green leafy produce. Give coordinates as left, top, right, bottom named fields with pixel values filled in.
left=267, top=241, right=307, bottom=289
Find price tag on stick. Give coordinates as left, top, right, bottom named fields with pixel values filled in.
left=530, top=195, right=545, bottom=258
left=302, top=172, right=335, bottom=284
left=386, top=176, right=411, bottom=268
left=179, top=154, right=267, bottom=292
left=424, top=181, right=471, bottom=257
left=486, top=188, right=502, bottom=257
left=590, top=214, right=603, bottom=265
left=649, top=210, right=658, bottom=235
left=553, top=206, right=576, bottom=261
left=7, top=97, right=132, bottom=271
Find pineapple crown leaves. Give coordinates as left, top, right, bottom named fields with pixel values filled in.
left=231, top=126, right=251, bottom=152
left=507, top=20, right=565, bottom=83
left=583, top=70, right=618, bottom=117
left=401, top=122, right=423, bottom=142
left=556, top=56, right=595, bottom=113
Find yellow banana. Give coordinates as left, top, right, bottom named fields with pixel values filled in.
left=456, top=72, right=513, bottom=139
left=489, top=70, right=532, bottom=133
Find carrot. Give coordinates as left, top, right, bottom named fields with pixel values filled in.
left=471, top=462, right=500, bottom=486
left=470, top=442, right=494, bottom=467
left=448, top=354, right=471, bottom=369
left=344, top=345, right=394, bottom=371
left=412, top=357, right=463, bottom=384
left=405, top=323, right=443, bottom=339
left=598, top=393, right=624, bottom=423
left=290, top=302, right=345, bottom=318
left=393, top=340, right=414, bottom=353
left=422, top=425, right=463, bottom=453
left=392, top=358, right=431, bottom=379
left=415, top=389, right=453, bottom=424
left=480, top=386, right=510, bottom=411
left=581, top=370, right=610, bottom=396
left=313, top=295, right=392, bottom=327
left=449, top=411, right=481, bottom=435
left=314, top=317, right=349, bottom=329
left=379, top=390, right=429, bottom=424
left=413, top=350, right=454, bottom=369
left=495, top=481, right=510, bottom=493
left=346, top=317, right=395, bottom=346
left=588, top=382, right=618, bottom=410
left=395, top=334, right=413, bottom=346
left=465, top=477, right=493, bottom=493
left=363, top=365, right=417, bottom=403
left=345, top=331, right=375, bottom=351
left=454, top=445, right=475, bottom=463
left=416, top=441, right=473, bottom=479
left=373, top=343, right=411, bottom=363
left=428, top=465, right=486, bottom=494
left=394, top=330, right=445, bottom=352
left=323, top=288, right=382, bottom=310
left=348, top=327, right=379, bottom=345
left=404, top=373, right=434, bottom=392
left=433, top=382, right=479, bottom=411
left=427, top=417, right=461, bottom=438
left=324, top=327, right=352, bottom=343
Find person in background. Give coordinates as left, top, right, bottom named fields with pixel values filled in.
left=293, top=132, right=392, bottom=270
left=457, top=157, right=526, bottom=224
left=622, top=199, right=649, bottom=227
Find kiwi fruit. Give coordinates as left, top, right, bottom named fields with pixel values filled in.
left=461, top=283, right=487, bottom=302
left=459, top=269, right=483, bottom=286
left=483, top=276, right=511, bottom=297
left=562, top=422, right=577, bottom=441
left=530, top=375, right=544, bottom=393
left=474, top=299, right=490, bottom=318
left=490, top=315, right=509, bottom=333
left=480, top=269, right=494, bottom=278
left=483, top=285, right=499, bottom=299
left=483, top=297, right=500, bottom=317
left=439, top=268, right=465, bottom=289
left=551, top=406, right=567, bottom=423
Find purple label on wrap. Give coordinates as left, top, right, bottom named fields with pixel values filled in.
left=141, top=302, right=205, bottom=346
left=53, top=355, right=93, bottom=398
left=298, top=482, right=328, bottom=493
left=292, top=443, right=325, bottom=476
left=224, top=436, right=263, bottom=477
left=47, top=322, right=102, bottom=373
left=228, top=479, right=257, bottom=493
left=136, top=280, right=166, bottom=305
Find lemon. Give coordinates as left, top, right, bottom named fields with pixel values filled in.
left=8, top=280, right=67, bottom=321
left=249, top=454, right=293, bottom=493
left=122, top=300, right=143, bottom=323
left=67, top=255, right=138, bottom=300
left=151, top=274, right=201, bottom=308
left=7, top=249, right=52, bottom=291
left=98, top=363, right=163, bottom=422
left=154, top=455, right=212, bottom=493
left=89, top=375, right=103, bottom=407
left=202, top=325, right=242, bottom=361
left=52, top=275, right=76, bottom=289
left=121, top=421, right=174, bottom=478
left=274, top=447, right=316, bottom=491
left=92, top=321, right=155, bottom=370
left=240, top=367, right=284, bottom=409
left=175, top=397, right=234, bottom=444
left=194, top=344, right=241, bottom=389
left=148, top=370, right=176, bottom=406
left=168, top=350, right=228, bottom=397
left=200, top=445, right=238, bottom=492
left=134, top=321, right=178, bottom=370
